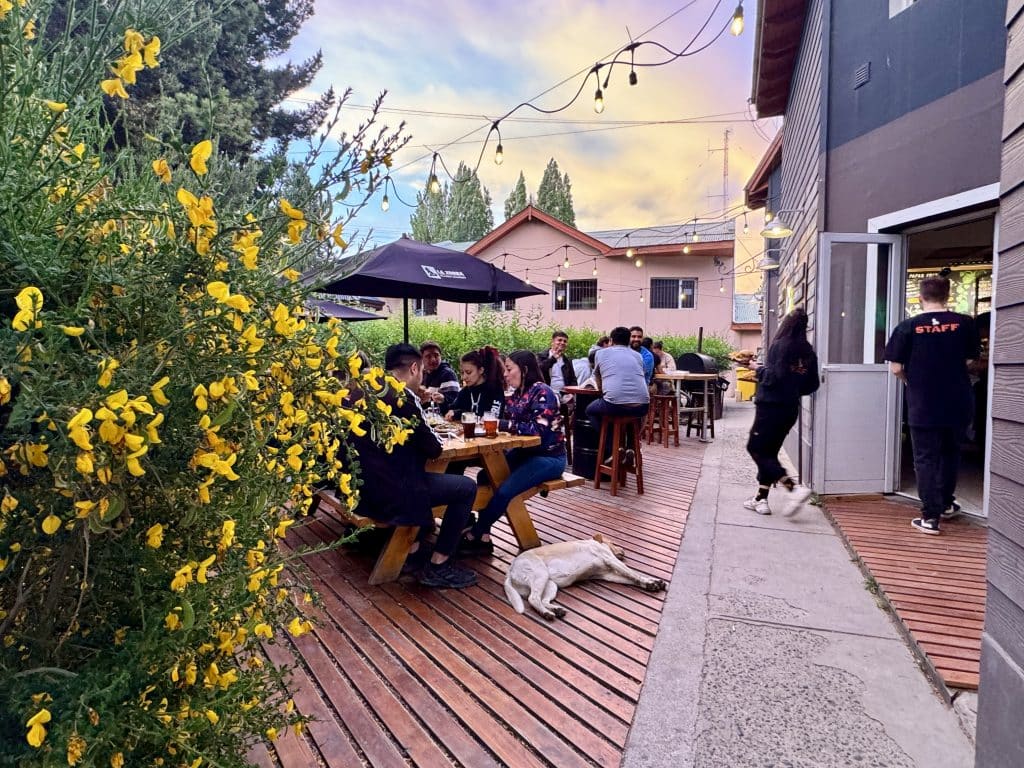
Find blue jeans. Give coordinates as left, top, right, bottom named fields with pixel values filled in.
left=472, top=452, right=566, bottom=538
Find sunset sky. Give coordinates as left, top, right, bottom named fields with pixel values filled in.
left=281, top=0, right=778, bottom=277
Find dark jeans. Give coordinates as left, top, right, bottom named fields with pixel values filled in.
left=472, top=452, right=566, bottom=538
left=746, top=401, right=800, bottom=486
left=585, top=397, right=649, bottom=422
left=423, top=472, right=477, bottom=556
left=910, top=425, right=964, bottom=521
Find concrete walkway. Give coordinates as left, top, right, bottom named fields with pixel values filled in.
left=623, top=403, right=975, bottom=768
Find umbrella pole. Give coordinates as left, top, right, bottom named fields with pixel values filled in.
left=403, top=297, right=410, bottom=344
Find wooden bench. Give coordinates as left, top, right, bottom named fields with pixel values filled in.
left=309, top=471, right=587, bottom=585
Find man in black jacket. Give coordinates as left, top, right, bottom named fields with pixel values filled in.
left=538, top=330, right=578, bottom=394
left=349, top=344, right=477, bottom=588
left=419, top=340, right=460, bottom=412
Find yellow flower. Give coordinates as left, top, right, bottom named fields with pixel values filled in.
left=205, top=710, right=219, bottom=725
left=97, top=358, right=119, bottom=388
left=164, top=612, right=181, bottom=631
left=146, top=523, right=163, bottom=548
left=0, top=376, right=11, bottom=405
left=41, top=514, right=62, bottom=535
left=22, top=18, right=35, bottom=39
left=123, top=28, right=145, bottom=54
left=331, top=223, right=346, bottom=249
left=126, top=456, right=146, bottom=477
left=219, top=520, right=236, bottom=551
left=74, top=500, right=96, bottom=519
left=253, top=622, right=273, bottom=639
left=274, top=519, right=295, bottom=538
left=75, top=452, right=94, bottom=475
left=150, top=376, right=170, bottom=406
left=196, top=553, right=216, bottom=583
left=170, top=564, right=193, bottom=592
left=266, top=727, right=278, bottom=741
left=278, top=199, right=304, bottom=220
left=287, top=218, right=307, bottom=244
left=190, top=140, right=213, bottom=176
left=26, top=708, right=50, bottom=748
left=224, top=293, right=251, bottom=313
left=59, top=325, right=85, bottom=336
left=111, top=753, right=124, bottom=768
left=114, top=51, right=144, bottom=85
left=15, top=286, right=43, bottom=313
left=67, top=734, right=86, bottom=765
left=143, top=36, right=161, bottom=68
left=348, top=354, right=362, bottom=378
left=151, top=158, right=171, bottom=184
left=288, top=617, right=313, bottom=637
left=206, top=281, right=230, bottom=301
left=1, top=493, right=17, bottom=513
left=45, top=100, right=66, bottom=113
left=282, top=268, right=301, bottom=282
left=100, top=78, right=129, bottom=99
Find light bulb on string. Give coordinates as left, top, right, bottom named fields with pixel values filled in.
left=626, top=247, right=635, bottom=259
left=556, top=267, right=563, bottom=284
left=592, top=259, right=598, bottom=276
left=494, top=143, right=504, bottom=166
left=635, top=255, right=643, bottom=268
left=683, top=245, right=691, bottom=255
left=428, top=173, right=441, bottom=195
left=598, top=290, right=603, bottom=304
left=525, top=269, right=531, bottom=286
left=639, top=289, right=644, bottom=303
left=563, top=256, right=570, bottom=269
left=743, top=213, right=749, bottom=234
left=692, top=231, right=700, bottom=243
left=719, top=279, right=725, bottom=293
left=381, top=194, right=390, bottom=212
left=629, top=69, right=638, bottom=86
left=594, top=87, right=604, bottom=114
left=730, top=2, right=745, bottom=36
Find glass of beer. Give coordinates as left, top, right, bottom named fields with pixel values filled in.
left=482, top=414, right=498, bottom=438
left=461, top=412, right=477, bottom=440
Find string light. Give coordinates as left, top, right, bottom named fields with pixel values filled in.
left=494, top=143, right=504, bottom=165
left=692, top=231, right=700, bottom=243
left=594, top=87, right=605, bottom=114
left=525, top=268, right=531, bottom=285
left=719, top=279, right=725, bottom=293
left=639, top=289, right=645, bottom=303
left=635, top=254, right=643, bottom=268
left=683, top=245, right=691, bottom=254
left=743, top=212, right=749, bottom=234
left=562, top=247, right=570, bottom=269
left=598, top=289, right=603, bottom=304
left=556, top=267, right=564, bottom=283
left=592, top=259, right=598, bottom=276
left=381, top=194, right=390, bottom=212
left=428, top=153, right=441, bottom=194
left=730, top=2, right=745, bottom=36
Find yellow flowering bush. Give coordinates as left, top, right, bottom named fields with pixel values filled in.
left=0, top=3, right=412, bottom=764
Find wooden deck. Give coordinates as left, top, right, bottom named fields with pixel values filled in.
left=254, top=438, right=706, bottom=767
left=825, top=496, right=987, bottom=691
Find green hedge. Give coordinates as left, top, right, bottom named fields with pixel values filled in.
left=348, top=308, right=736, bottom=372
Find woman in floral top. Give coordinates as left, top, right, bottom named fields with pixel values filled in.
left=460, top=350, right=566, bottom=555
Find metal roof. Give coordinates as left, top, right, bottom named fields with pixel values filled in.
left=433, top=240, right=474, bottom=252
left=587, top=219, right=736, bottom=249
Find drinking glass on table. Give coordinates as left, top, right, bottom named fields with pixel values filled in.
left=482, top=413, right=498, bottom=438
left=460, top=412, right=477, bottom=440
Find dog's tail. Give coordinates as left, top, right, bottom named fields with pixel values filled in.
left=503, top=573, right=526, bottom=614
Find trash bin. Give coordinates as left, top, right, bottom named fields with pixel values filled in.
left=736, top=367, right=757, bottom=401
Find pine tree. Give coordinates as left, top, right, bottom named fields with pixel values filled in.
left=536, top=158, right=576, bottom=226
left=409, top=176, right=450, bottom=243
left=447, top=162, right=494, bottom=241
left=504, top=171, right=528, bottom=220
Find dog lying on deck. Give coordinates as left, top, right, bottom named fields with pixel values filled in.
left=503, top=534, right=666, bottom=620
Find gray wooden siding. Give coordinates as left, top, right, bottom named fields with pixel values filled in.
left=777, top=0, right=824, bottom=482
left=976, top=3, right=1024, bottom=765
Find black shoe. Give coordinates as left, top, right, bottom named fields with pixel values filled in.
left=401, top=546, right=432, bottom=575
left=418, top=560, right=477, bottom=589
left=461, top=512, right=478, bottom=534
left=941, top=501, right=962, bottom=521
left=459, top=534, right=495, bottom=556
left=622, top=448, right=636, bottom=469
left=911, top=517, right=940, bottom=535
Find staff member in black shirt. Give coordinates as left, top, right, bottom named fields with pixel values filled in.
left=885, top=276, right=980, bottom=535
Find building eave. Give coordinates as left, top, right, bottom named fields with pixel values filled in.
left=751, top=0, right=809, bottom=117
left=466, top=205, right=610, bottom=256
left=743, top=132, right=783, bottom=209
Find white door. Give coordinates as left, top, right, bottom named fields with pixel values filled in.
left=812, top=233, right=903, bottom=494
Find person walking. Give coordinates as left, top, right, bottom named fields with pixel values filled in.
left=744, top=308, right=819, bottom=515
left=885, top=276, right=980, bottom=534
left=459, top=351, right=566, bottom=555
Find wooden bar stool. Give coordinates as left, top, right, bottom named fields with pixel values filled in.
left=645, top=394, right=680, bottom=447
left=594, top=414, right=644, bottom=496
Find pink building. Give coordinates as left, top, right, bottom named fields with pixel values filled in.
left=399, top=206, right=753, bottom=347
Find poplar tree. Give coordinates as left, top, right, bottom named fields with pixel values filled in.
left=447, top=162, right=494, bottom=241
left=409, top=177, right=450, bottom=243
left=536, top=158, right=576, bottom=226
left=503, top=171, right=528, bottom=220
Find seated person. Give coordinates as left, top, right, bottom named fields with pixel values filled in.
left=653, top=341, right=676, bottom=371
left=418, top=340, right=461, bottom=412
left=630, top=326, right=656, bottom=384
left=445, top=346, right=505, bottom=421
left=460, top=351, right=566, bottom=554
left=347, top=343, right=477, bottom=589
left=586, top=326, right=650, bottom=423
left=580, top=348, right=599, bottom=390
left=538, top=330, right=578, bottom=395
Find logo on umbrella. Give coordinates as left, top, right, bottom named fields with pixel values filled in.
left=421, top=265, right=467, bottom=281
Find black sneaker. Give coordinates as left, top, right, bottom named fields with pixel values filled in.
left=941, top=501, right=962, bottom=521
left=458, top=534, right=494, bottom=556
left=418, top=560, right=477, bottom=589
left=622, top=448, right=636, bottom=469
left=911, top=517, right=940, bottom=535
left=401, top=546, right=432, bottom=575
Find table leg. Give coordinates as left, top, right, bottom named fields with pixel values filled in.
left=700, top=379, right=712, bottom=443
left=479, top=450, right=541, bottom=550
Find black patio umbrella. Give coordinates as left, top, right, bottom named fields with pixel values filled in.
left=313, top=236, right=545, bottom=342
left=305, top=298, right=385, bottom=322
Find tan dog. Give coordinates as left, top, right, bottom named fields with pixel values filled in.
left=503, top=534, right=666, bottom=620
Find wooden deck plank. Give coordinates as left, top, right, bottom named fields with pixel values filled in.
left=267, top=438, right=705, bottom=767
left=826, top=496, right=987, bottom=691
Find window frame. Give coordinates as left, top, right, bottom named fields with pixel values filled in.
left=650, top=277, right=698, bottom=310
left=413, top=297, right=438, bottom=316
left=552, top=279, right=598, bottom=311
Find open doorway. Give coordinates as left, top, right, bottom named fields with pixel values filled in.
left=896, top=213, right=995, bottom=516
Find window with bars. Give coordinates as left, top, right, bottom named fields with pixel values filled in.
left=477, top=299, right=517, bottom=312
left=413, top=297, right=438, bottom=316
left=650, top=278, right=697, bottom=309
left=552, top=279, right=597, bottom=311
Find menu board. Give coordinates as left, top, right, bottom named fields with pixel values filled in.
left=905, top=268, right=992, bottom=317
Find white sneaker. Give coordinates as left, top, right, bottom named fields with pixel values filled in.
left=743, top=497, right=772, bottom=515
left=782, top=485, right=813, bottom=517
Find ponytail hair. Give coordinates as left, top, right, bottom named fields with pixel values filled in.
left=461, top=345, right=504, bottom=389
